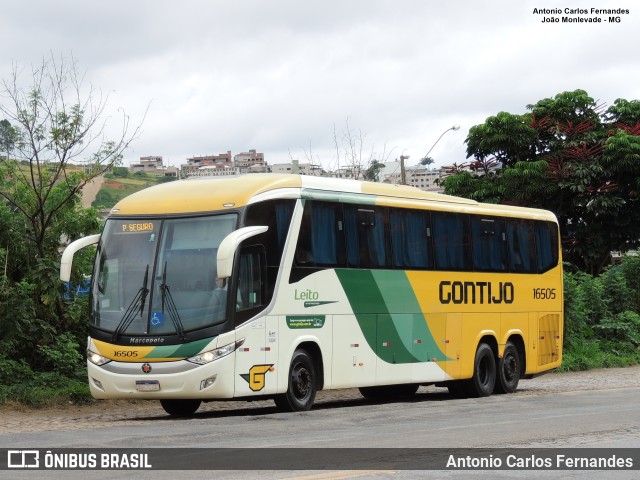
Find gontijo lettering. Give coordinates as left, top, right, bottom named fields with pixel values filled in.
left=439, top=281, right=514, bottom=304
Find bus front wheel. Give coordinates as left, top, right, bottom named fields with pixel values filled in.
left=160, top=399, right=201, bottom=417
left=274, top=349, right=317, bottom=412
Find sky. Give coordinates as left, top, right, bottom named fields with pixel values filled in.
left=0, top=0, right=638, bottom=172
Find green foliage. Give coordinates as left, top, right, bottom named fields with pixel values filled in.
left=562, top=256, right=640, bottom=371
left=0, top=357, right=92, bottom=407
left=111, top=166, right=130, bottom=178
left=465, top=112, right=537, bottom=167
left=0, top=55, right=139, bottom=407
left=156, top=175, right=178, bottom=184
left=37, top=332, right=85, bottom=376
left=91, top=175, right=163, bottom=209
left=92, top=189, right=116, bottom=209
left=364, top=160, right=385, bottom=182
left=446, top=89, right=640, bottom=275
left=619, top=255, right=640, bottom=310
left=562, top=269, right=591, bottom=339
left=559, top=338, right=635, bottom=372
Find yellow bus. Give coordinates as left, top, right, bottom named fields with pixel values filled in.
left=60, top=174, right=563, bottom=416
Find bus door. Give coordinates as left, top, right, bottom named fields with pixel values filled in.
left=233, top=246, right=273, bottom=396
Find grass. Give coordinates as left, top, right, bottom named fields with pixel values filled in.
left=91, top=174, right=163, bottom=209
left=557, top=338, right=640, bottom=372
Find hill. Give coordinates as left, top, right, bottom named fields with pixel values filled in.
left=91, top=171, right=175, bottom=210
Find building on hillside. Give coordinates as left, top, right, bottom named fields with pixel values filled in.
left=180, top=152, right=233, bottom=177
left=234, top=149, right=266, bottom=173
left=378, top=161, right=445, bottom=192
left=329, top=166, right=364, bottom=179
left=130, top=156, right=178, bottom=177
left=130, top=156, right=163, bottom=173
left=271, top=160, right=323, bottom=176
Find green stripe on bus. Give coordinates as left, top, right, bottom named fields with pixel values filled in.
left=335, top=269, right=450, bottom=363
left=142, top=337, right=214, bottom=359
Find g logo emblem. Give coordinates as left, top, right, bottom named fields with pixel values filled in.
left=240, top=364, right=273, bottom=391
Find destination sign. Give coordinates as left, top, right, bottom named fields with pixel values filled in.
left=121, top=223, right=155, bottom=233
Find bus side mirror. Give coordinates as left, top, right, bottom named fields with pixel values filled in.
left=217, top=226, right=268, bottom=280
left=60, top=234, right=101, bottom=282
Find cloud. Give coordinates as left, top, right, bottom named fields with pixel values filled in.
left=0, top=0, right=638, bottom=169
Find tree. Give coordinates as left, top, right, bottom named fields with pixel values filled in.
left=331, top=118, right=392, bottom=179
left=0, top=54, right=143, bottom=365
left=419, top=156, right=435, bottom=167
left=363, top=159, right=385, bottom=182
left=443, top=90, right=640, bottom=274
left=0, top=119, right=17, bottom=159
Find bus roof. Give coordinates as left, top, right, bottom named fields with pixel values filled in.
left=110, top=174, right=556, bottom=222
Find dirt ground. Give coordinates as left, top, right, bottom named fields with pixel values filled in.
left=80, top=174, right=104, bottom=208
left=1, top=366, right=639, bottom=434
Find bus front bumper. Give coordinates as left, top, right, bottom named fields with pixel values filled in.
left=86, top=354, right=236, bottom=400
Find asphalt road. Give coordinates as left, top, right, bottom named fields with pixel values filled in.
left=2, top=366, right=640, bottom=479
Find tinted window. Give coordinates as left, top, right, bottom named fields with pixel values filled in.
left=535, top=221, right=559, bottom=272
left=344, top=205, right=390, bottom=268
left=294, top=201, right=345, bottom=267
left=390, top=209, right=432, bottom=269
left=432, top=212, right=470, bottom=270
left=471, top=217, right=506, bottom=272
left=506, top=219, right=536, bottom=273
left=244, top=199, right=295, bottom=304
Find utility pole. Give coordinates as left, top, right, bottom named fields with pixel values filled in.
left=400, top=155, right=409, bottom=185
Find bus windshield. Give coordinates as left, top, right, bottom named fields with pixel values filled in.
left=91, top=214, right=237, bottom=338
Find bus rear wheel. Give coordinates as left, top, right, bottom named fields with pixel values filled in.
left=495, top=341, right=521, bottom=394
left=274, top=349, right=317, bottom=412
left=467, top=343, right=496, bottom=397
left=160, top=399, right=201, bottom=417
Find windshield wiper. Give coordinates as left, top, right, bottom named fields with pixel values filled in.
left=112, top=265, right=149, bottom=342
left=160, top=261, right=189, bottom=341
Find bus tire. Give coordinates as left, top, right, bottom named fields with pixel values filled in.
left=160, top=399, right=201, bottom=417
left=467, top=343, right=496, bottom=397
left=274, top=349, right=317, bottom=412
left=495, top=341, right=520, bottom=394
left=359, top=384, right=419, bottom=399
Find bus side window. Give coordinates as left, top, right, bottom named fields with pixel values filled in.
left=506, top=219, right=535, bottom=273
left=471, top=216, right=506, bottom=272
left=293, top=201, right=345, bottom=268
left=432, top=212, right=471, bottom=271
left=390, top=208, right=432, bottom=269
left=343, top=205, right=390, bottom=268
left=535, top=221, right=559, bottom=272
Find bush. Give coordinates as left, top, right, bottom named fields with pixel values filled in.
left=111, top=167, right=129, bottom=178
left=600, top=267, right=634, bottom=315
left=620, top=255, right=640, bottom=310
left=0, top=356, right=93, bottom=407
left=561, top=256, right=640, bottom=371
left=37, top=332, right=85, bottom=377
left=563, top=271, right=591, bottom=341
left=559, top=337, right=638, bottom=372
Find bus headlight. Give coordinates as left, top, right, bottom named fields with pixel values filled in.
left=188, top=338, right=245, bottom=365
left=87, top=349, right=111, bottom=366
